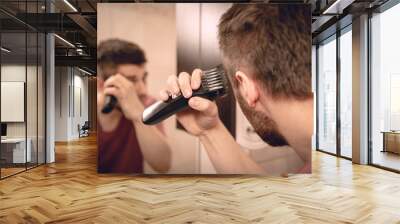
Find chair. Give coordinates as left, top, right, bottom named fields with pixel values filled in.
left=79, top=121, right=90, bottom=138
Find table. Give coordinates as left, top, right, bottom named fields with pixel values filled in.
left=381, top=131, right=400, bottom=154
left=1, top=138, right=32, bottom=164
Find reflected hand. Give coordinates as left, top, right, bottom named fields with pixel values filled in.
left=103, top=74, right=144, bottom=122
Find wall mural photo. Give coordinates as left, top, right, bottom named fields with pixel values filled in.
left=97, top=3, right=313, bottom=175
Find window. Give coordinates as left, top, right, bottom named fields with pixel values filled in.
left=339, top=27, right=352, bottom=158
left=370, top=2, right=400, bottom=171
left=317, top=35, right=337, bottom=154
left=316, top=24, right=353, bottom=159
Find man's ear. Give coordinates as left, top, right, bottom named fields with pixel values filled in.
left=235, top=71, right=259, bottom=107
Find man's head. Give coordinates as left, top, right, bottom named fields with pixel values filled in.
left=97, top=39, right=148, bottom=98
left=218, top=4, right=311, bottom=146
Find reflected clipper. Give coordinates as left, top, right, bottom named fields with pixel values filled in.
left=142, top=65, right=228, bottom=125
left=101, top=95, right=117, bottom=114
left=101, top=72, right=118, bottom=114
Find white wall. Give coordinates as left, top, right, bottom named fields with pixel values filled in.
left=72, top=73, right=89, bottom=138
left=1, top=66, right=26, bottom=129
left=55, top=67, right=68, bottom=141
left=55, top=67, right=89, bottom=141
left=1, top=65, right=36, bottom=138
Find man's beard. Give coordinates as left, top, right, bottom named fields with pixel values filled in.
left=221, top=61, right=288, bottom=146
left=236, top=93, right=289, bottom=147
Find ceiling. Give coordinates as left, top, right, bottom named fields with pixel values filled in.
left=0, top=0, right=392, bottom=74
left=0, top=0, right=98, bottom=72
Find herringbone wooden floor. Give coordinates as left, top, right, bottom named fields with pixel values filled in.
left=1, top=135, right=400, bottom=224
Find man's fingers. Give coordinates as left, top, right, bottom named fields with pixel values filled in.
left=104, top=73, right=130, bottom=90
left=103, top=86, right=121, bottom=99
left=112, top=74, right=131, bottom=90
left=103, top=75, right=119, bottom=89
left=159, top=89, right=169, bottom=101
left=166, top=75, right=180, bottom=98
left=188, top=97, right=218, bottom=116
left=178, top=72, right=192, bottom=98
left=191, top=69, right=202, bottom=90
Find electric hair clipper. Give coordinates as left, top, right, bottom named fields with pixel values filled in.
left=101, top=95, right=117, bottom=114
left=142, top=65, right=228, bottom=125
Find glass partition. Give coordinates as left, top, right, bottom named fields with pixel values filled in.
left=27, top=30, right=38, bottom=169
left=1, top=30, right=28, bottom=177
left=317, top=35, right=337, bottom=154
left=0, top=1, right=46, bottom=179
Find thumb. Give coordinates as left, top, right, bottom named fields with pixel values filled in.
left=188, top=97, right=218, bottom=116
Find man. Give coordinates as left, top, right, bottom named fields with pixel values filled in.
left=97, top=39, right=171, bottom=173
left=159, top=4, right=312, bottom=174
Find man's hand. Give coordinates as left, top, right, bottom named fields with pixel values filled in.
left=160, top=69, right=220, bottom=136
left=97, top=78, right=106, bottom=115
left=103, top=74, right=144, bottom=122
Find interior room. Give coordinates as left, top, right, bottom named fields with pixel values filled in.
left=0, top=0, right=399, bottom=223
left=314, top=0, right=400, bottom=171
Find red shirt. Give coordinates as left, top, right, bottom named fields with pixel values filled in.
left=97, top=95, right=164, bottom=173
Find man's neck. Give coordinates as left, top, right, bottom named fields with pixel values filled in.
left=262, top=96, right=313, bottom=163
left=98, top=109, right=123, bottom=132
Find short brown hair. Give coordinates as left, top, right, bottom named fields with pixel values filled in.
left=97, top=39, right=147, bottom=77
left=218, top=4, right=311, bottom=100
